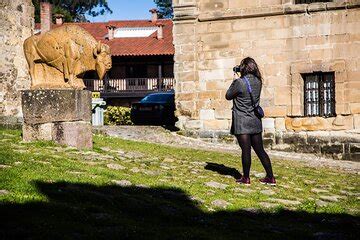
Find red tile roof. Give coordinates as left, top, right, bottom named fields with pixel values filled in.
left=35, top=20, right=174, bottom=57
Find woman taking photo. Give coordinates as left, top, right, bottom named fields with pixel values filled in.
left=226, top=57, right=276, bottom=185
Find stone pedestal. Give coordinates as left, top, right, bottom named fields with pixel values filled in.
left=21, top=90, right=93, bottom=149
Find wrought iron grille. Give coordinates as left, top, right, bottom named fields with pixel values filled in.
left=303, top=72, right=335, bottom=117
left=295, top=0, right=332, bottom=4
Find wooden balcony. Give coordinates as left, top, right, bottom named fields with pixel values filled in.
left=84, top=78, right=175, bottom=98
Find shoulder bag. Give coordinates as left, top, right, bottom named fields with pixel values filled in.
left=242, top=76, right=265, bottom=119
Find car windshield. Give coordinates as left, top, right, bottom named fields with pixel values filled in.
left=141, top=94, right=173, bottom=103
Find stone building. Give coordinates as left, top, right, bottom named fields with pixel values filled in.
left=0, top=0, right=34, bottom=126
left=173, top=0, right=360, bottom=160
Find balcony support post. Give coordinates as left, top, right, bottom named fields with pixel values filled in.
left=104, top=74, right=109, bottom=92
left=158, top=64, right=162, bottom=91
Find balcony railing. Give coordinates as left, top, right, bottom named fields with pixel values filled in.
left=84, top=78, right=174, bottom=96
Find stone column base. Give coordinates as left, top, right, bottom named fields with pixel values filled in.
left=23, top=121, right=92, bottom=149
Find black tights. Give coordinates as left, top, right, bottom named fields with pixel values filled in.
left=236, top=133, right=274, bottom=178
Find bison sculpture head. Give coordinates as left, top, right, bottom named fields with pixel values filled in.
left=93, top=41, right=112, bottom=80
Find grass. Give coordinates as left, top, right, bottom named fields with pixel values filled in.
left=0, top=128, right=359, bottom=239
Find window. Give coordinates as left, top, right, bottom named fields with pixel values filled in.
left=302, top=72, right=335, bottom=117
left=295, top=0, right=332, bottom=4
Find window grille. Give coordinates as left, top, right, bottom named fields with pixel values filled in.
left=295, top=0, right=332, bottom=4
left=302, top=72, right=336, bottom=117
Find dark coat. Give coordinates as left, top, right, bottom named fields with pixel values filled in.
left=225, top=74, right=263, bottom=135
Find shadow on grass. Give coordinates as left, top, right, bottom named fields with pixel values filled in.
left=205, top=162, right=242, bottom=180
left=0, top=181, right=359, bottom=239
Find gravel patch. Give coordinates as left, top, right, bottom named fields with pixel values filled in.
left=311, top=188, right=329, bottom=194
left=163, top=158, right=176, bottom=163
left=130, top=167, right=141, bottom=173
left=234, top=188, right=254, bottom=193
left=211, top=199, right=229, bottom=209
left=315, top=200, right=329, bottom=207
left=205, top=181, right=228, bottom=190
left=143, top=170, right=160, bottom=176
left=67, top=171, right=85, bottom=175
left=269, top=198, right=301, bottom=205
left=260, top=202, right=279, bottom=208
left=253, top=172, right=266, bottom=178
left=319, top=195, right=343, bottom=202
left=339, top=190, right=358, bottom=196
left=190, top=196, right=205, bottom=203
left=260, top=189, right=276, bottom=196
left=0, top=190, right=10, bottom=195
left=94, top=126, right=360, bottom=173
left=106, top=163, right=126, bottom=170
left=111, top=180, right=132, bottom=186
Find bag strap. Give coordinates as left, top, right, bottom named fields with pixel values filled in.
left=242, top=76, right=257, bottom=108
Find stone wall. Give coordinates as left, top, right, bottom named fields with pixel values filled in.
left=266, top=130, right=359, bottom=161
left=173, top=0, right=360, bottom=134
left=0, top=0, right=34, bottom=126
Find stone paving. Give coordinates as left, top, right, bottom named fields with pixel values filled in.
left=94, top=126, right=360, bottom=174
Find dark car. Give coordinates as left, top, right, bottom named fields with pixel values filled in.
left=131, top=92, right=177, bottom=125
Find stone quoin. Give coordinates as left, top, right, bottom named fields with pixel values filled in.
left=0, top=0, right=34, bottom=126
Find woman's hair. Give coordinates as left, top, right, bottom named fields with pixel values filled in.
left=239, top=57, right=262, bottom=81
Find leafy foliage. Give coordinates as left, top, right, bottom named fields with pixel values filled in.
left=154, top=0, right=173, bottom=19
left=32, top=0, right=112, bottom=23
left=104, top=106, right=133, bottom=125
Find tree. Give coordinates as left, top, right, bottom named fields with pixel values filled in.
left=154, top=0, right=173, bottom=19
left=32, top=0, right=112, bottom=23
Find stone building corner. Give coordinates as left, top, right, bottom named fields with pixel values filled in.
left=0, top=0, right=34, bottom=126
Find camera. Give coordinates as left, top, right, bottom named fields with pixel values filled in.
left=233, top=65, right=240, bottom=73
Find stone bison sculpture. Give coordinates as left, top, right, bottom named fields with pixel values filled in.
left=24, top=25, right=112, bottom=89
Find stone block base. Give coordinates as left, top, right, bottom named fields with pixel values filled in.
left=21, top=90, right=91, bottom=124
left=21, top=89, right=92, bottom=149
left=23, top=121, right=92, bottom=149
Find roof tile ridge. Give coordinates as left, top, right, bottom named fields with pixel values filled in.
left=108, top=19, right=152, bottom=23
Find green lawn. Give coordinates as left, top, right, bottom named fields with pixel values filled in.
left=0, top=128, right=359, bottom=239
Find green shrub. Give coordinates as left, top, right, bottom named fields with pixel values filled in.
left=104, top=106, right=133, bottom=125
